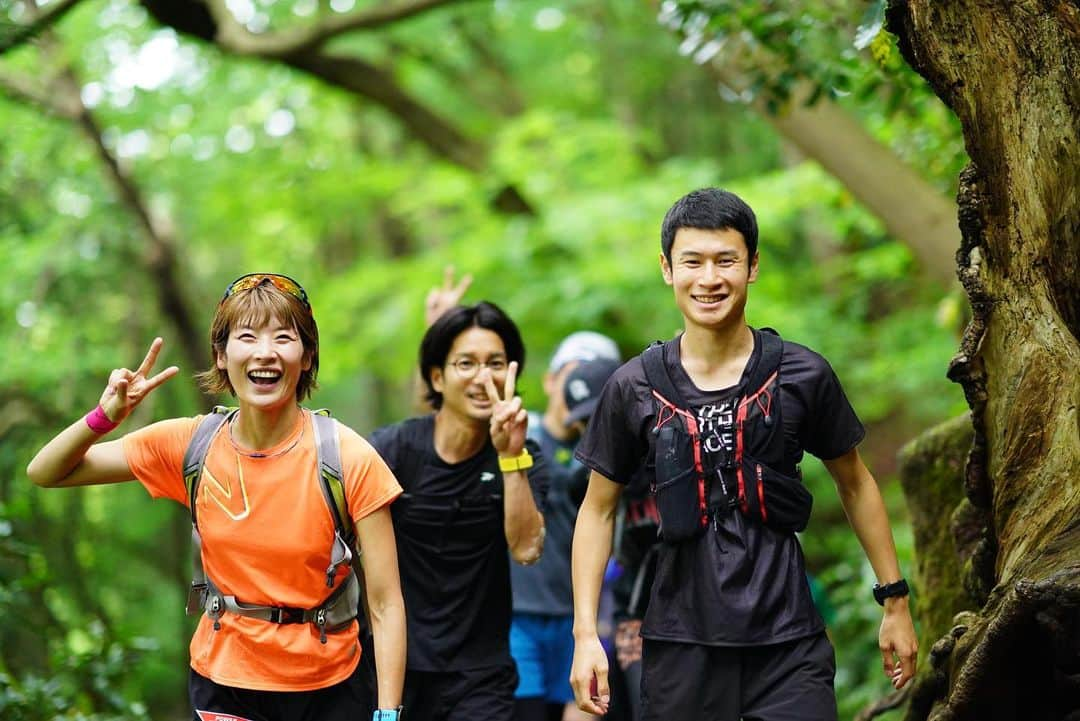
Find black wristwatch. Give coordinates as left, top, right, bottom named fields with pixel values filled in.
left=873, top=578, right=910, bottom=606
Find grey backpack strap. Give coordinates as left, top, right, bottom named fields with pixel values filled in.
left=311, top=411, right=352, bottom=545
left=182, top=407, right=235, bottom=617
left=183, top=407, right=236, bottom=530
left=311, top=410, right=368, bottom=627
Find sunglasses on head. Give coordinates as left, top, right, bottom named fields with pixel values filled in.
left=221, top=273, right=310, bottom=308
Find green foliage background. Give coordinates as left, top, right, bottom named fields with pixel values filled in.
left=1, top=1, right=968, bottom=718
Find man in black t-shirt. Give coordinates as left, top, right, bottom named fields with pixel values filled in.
left=369, top=302, right=549, bottom=721
left=568, top=188, right=918, bottom=721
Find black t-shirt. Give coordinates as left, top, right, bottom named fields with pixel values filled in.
left=369, top=415, right=549, bottom=670
left=575, top=329, right=864, bottom=646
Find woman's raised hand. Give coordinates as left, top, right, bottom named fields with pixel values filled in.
left=483, top=361, right=527, bottom=457
left=98, top=337, right=179, bottom=423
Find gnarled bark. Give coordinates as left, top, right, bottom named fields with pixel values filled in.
left=886, top=2, right=1080, bottom=719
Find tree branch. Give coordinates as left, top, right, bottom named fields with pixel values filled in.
left=202, top=0, right=475, bottom=59
left=0, top=0, right=87, bottom=56
left=0, top=67, right=79, bottom=117
left=288, top=48, right=533, bottom=212
left=139, top=0, right=533, bottom=213
left=450, top=15, right=525, bottom=115
left=285, top=48, right=483, bottom=169
left=667, top=18, right=961, bottom=287
left=9, top=26, right=211, bottom=384
left=59, top=71, right=208, bottom=379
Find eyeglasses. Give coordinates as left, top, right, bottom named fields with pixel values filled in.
left=221, top=273, right=310, bottom=308
left=447, top=357, right=509, bottom=378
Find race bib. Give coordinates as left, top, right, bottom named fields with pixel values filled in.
left=196, top=712, right=254, bottom=721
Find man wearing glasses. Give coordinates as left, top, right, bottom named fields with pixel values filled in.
left=369, top=301, right=549, bottom=721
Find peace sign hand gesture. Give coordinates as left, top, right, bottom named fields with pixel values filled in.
left=98, top=337, right=179, bottom=425
left=482, top=361, right=528, bottom=457
left=424, top=265, right=473, bottom=326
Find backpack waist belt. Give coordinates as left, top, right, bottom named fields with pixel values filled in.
left=198, top=570, right=360, bottom=643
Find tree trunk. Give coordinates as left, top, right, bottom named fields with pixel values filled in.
left=886, top=2, right=1080, bottom=720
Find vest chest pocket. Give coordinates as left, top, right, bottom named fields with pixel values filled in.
left=737, top=457, right=812, bottom=533
left=653, top=425, right=707, bottom=543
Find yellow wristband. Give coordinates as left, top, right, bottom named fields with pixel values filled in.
left=498, top=450, right=534, bottom=473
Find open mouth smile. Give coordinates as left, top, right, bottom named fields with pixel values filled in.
left=248, top=369, right=283, bottom=386
left=466, top=391, right=492, bottom=405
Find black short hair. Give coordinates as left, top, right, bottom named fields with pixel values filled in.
left=660, top=188, right=759, bottom=264
left=419, top=301, right=526, bottom=410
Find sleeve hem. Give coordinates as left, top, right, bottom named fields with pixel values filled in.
left=572, top=451, right=629, bottom=485
left=811, top=426, right=867, bottom=461
left=350, top=486, right=403, bottom=525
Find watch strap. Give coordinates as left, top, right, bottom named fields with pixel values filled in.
left=873, top=578, right=910, bottom=605
left=498, top=449, right=534, bottom=473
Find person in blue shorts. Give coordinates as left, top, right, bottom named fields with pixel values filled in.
left=511, top=344, right=621, bottom=721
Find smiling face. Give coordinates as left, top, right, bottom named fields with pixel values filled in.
left=429, top=326, right=509, bottom=425
left=660, top=226, right=759, bottom=333
left=200, top=281, right=320, bottom=402
left=215, top=317, right=312, bottom=413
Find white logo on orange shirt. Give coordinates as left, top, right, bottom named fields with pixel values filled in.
left=201, top=457, right=251, bottom=521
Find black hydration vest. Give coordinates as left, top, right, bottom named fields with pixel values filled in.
left=641, top=328, right=813, bottom=542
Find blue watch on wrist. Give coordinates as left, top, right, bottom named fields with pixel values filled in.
left=373, top=707, right=403, bottom=721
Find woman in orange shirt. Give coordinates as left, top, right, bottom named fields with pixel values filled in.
left=27, top=273, right=406, bottom=721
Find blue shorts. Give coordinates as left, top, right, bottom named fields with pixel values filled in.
left=509, top=613, right=575, bottom=703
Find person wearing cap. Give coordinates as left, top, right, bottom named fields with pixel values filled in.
left=568, top=188, right=918, bottom=721
left=563, top=357, right=624, bottom=436
left=511, top=337, right=621, bottom=721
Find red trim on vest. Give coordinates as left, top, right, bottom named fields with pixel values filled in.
left=735, top=370, right=779, bottom=515
left=755, top=463, right=767, bottom=523
left=735, top=400, right=749, bottom=513
left=652, top=389, right=708, bottom=530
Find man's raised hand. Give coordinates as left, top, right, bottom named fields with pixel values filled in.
left=483, top=361, right=527, bottom=457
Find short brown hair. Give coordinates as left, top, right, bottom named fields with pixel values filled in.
left=196, top=282, right=319, bottom=401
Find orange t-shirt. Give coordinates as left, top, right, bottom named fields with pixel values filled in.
left=122, top=410, right=401, bottom=692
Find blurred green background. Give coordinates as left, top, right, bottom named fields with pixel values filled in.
left=1, top=1, right=969, bottom=718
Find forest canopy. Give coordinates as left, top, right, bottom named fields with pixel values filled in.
left=0, top=1, right=976, bottom=719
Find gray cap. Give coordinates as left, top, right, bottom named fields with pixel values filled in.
left=564, top=358, right=621, bottom=427
left=548, top=331, right=620, bottom=373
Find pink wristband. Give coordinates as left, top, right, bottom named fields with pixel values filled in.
left=85, top=405, right=120, bottom=434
